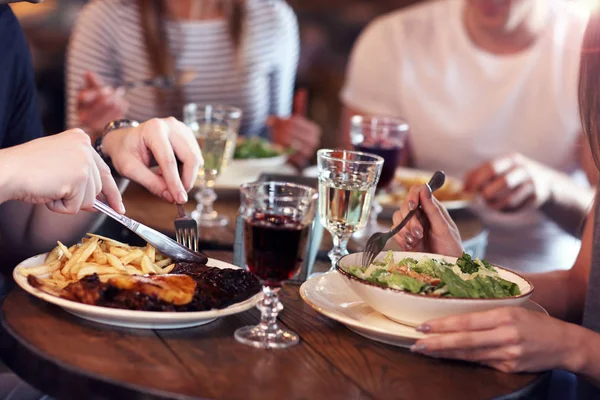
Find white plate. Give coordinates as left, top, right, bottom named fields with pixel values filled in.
left=215, top=158, right=296, bottom=190
left=300, top=271, right=547, bottom=348
left=14, top=254, right=262, bottom=330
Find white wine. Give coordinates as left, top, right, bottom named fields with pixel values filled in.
left=318, top=177, right=375, bottom=236
left=193, top=124, right=235, bottom=185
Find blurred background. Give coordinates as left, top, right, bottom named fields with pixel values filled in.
left=9, top=0, right=600, bottom=150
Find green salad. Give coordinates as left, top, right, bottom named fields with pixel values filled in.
left=345, top=252, right=521, bottom=299
left=234, top=138, right=284, bottom=159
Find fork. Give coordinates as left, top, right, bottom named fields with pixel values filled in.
left=174, top=204, right=199, bottom=252
left=361, top=171, right=446, bottom=268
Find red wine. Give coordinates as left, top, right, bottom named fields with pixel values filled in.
left=244, top=213, right=310, bottom=286
left=354, top=143, right=402, bottom=189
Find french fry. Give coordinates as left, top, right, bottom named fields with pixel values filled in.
left=120, top=249, right=144, bottom=266
left=87, top=233, right=129, bottom=248
left=105, top=253, right=126, bottom=272
left=109, top=246, right=129, bottom=258
left=125, top=266, right=142, bottom=275
left=155, top=258, right=173, bottom=268
left=77, top=265, right=120, bottom=280
left=92, top=247, right=108, bottom=265
left=18, top=261, right=61, bottom=277
left=141, top=255, right=161, bottom=274
left=45, top=246, right=62, bottom=263
left=62, top=240, right=90, bottom=276
left=162, top=263, right=175, bottom=274
left=57, top=241, right=72, bottom=259
left=80, top=241, right=98, bottom=264
left=52, top=270, right=65, bottom=281
left=144, top=245, right=156, bottom=263
left=129, top=256, right=143, bottom=267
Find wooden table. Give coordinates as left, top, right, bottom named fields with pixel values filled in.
left=0, top=251, right=548, bottom=400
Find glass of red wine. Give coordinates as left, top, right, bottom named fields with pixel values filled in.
left=234, top=181, right=318, bottom=349
left=350, top=114, right=409, bottom=236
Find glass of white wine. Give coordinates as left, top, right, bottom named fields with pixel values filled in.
left=183, top=103, right=242, bottom=227
left=317, top=149, right=383, bottom=271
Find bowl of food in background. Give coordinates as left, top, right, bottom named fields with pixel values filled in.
left=336, top=251, right=533, bottom=327
left=215, top=138, right=293, bottom=189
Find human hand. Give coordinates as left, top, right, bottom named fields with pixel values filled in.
left=269, top=89, right=321, bottom=168
left=464, top=153, right=553, bottom=212
left=77, top=72, right=129, bottom=136
left=0, top=129, right=123, bottom=214
left=410, top=307, right=585, bottom=374
left=392, top=184, right=462, bottom=257
left=102, top=117, right=203, bottom=204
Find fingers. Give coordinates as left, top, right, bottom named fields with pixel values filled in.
left=411, top=325, right=520, bottom=355
left=84, top=71, right=104, bottom=88
left=392, top=185, right=422, bottom=250
left=140, top=119, right=187, bottom=203
left=416, top=307, right=523, bottom=334
left=91, top=150, right=124, bottom=213
left=293, top=89, right=308, bottom=116
left=464, top=156, right=513, bottom=193
left=163, top=117, right=203, bottom=192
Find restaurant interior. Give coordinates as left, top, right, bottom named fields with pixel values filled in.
left=2, top=0, right=600, bottom=399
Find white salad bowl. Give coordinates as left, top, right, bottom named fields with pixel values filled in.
left=336, top=251, right=533, bottom=327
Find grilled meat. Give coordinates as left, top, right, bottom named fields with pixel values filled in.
left=28, top=263, right=261, bottom=312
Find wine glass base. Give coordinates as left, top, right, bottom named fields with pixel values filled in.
left=234, top=325, right=299, bottom=349
left=191, top=210, right=228, bottom=227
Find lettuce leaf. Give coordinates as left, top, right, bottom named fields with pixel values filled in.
left=387, top=274, right=426, bottom=293
left=456, top=252, right=479, bottom=274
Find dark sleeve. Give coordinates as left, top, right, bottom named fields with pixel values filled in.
left=0, top=6, right=44, bottom=148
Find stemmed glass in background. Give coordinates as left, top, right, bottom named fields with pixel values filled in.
left=350, top=115, right=409, bottom=237
left=184, top=104, right=242, bottom=227
left=235, top=181, right=318, bottom=349
left=317, top=149, right=383, bottom=271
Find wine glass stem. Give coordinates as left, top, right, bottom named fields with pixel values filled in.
left=328, top=234, right=350, bottom=271
left=368, top=198, right=383, bottom=227
left=257, top=286, right=284, bottom=336
left=195, top=186, right=218, bottom=219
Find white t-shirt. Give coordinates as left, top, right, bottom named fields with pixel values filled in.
left=341, top=0, right=590, bottom=272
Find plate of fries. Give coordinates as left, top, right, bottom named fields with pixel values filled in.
left=377, top=167, right=472, bottom=217
left=13, top=234, right=262, bottom=329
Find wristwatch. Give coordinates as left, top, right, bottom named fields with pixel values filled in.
left=94, top=119, right=140, bottom=169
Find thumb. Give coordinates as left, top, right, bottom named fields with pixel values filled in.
left=84, top=71, right=103, bottom=89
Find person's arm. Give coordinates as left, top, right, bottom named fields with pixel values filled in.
left=539, top=136, right=596, bottom=236
left=526, top=203, right=594, bottom=321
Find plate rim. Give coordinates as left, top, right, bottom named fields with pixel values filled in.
left=13, top=253, right=262, bottom=321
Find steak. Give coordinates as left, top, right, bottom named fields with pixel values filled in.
left=28, top=263, right=261, bottom=312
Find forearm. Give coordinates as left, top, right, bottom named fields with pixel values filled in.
left=567, top=324, right=600, bottom=385
left=0, top=201, right=102, bottom=258
left=540, top=171, right=595, bottom=237
left=525, top=271, right=585, bottom=322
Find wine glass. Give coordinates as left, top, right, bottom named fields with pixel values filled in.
left=317, top=149, right=383, bottom=271
left=183, top=104, right=242, bottom=227
left=235, top=181, right=318, bottom=349
left=350, top=115, right=409, bottom=237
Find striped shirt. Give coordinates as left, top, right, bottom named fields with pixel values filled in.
left=66, top=0, right=299, bottom=137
